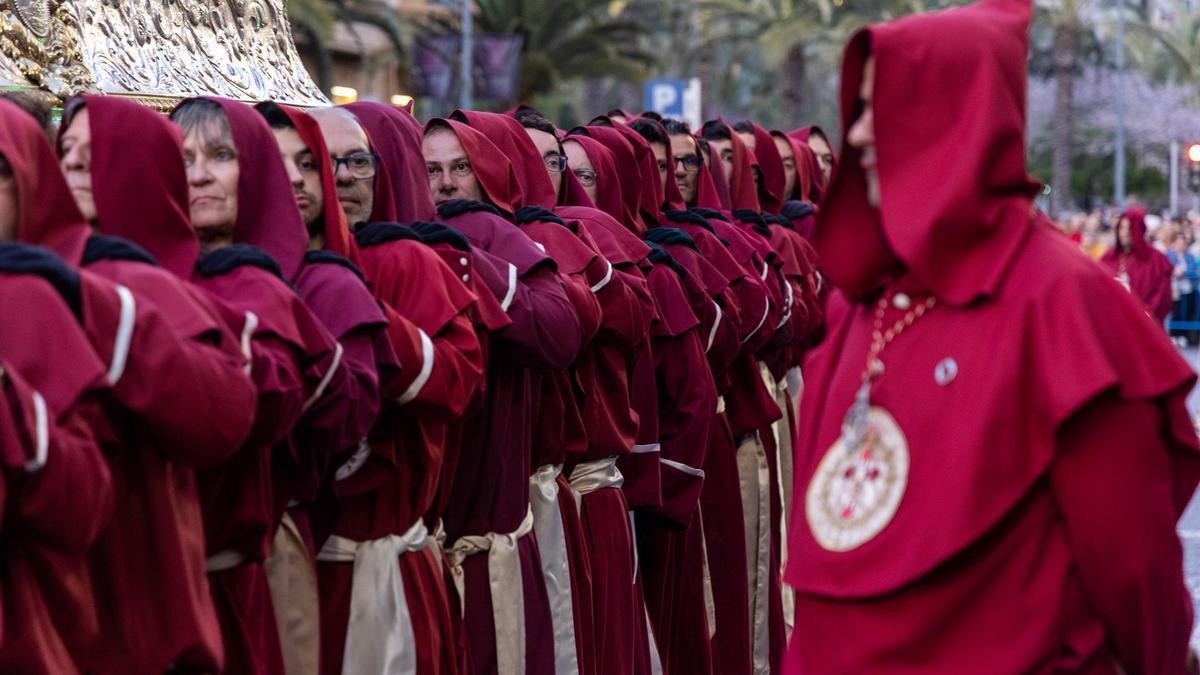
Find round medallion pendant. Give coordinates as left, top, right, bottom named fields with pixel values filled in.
left=806, top=406, right=909, bottom=552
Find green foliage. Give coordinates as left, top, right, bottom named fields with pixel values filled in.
left=420, top=0, right=657, bottom=102
left=287, top=0, right=336, bottom=41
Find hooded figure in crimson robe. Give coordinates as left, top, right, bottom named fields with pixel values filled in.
left=0, top=100, right=118, bottom=675
left=788, top=126, right=836, bottom=187
left=310, top=101, right=486, bottom=675
left=1100, top=208, right=1173, bottom=322
left=786, top=0, right=1200, bottom=671
left=169, top=96, right=346, bottom=675
left=52, top=94, right=262, bottom=675
left=454, top=108, right=659, bottom=675
left=252, top=101, right=397, bottom=675
left=421, top=114, right=584, bottom=675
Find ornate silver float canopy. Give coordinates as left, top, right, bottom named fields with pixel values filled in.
left=1, top=0, right=329, bottom=109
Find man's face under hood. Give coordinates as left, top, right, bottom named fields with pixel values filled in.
left=423, top=127, right=484, bottom=205
left=523, top=126, right=564, bottom=199
left=313, top=111, right=375, bottom=227
left=846, top=56, right=880, bottom=208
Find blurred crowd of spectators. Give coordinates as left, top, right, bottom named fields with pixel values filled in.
left=1058, top=209, right=1200, bottom=344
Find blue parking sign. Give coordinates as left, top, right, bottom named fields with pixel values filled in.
left=644, top=80, right=687, bottom=117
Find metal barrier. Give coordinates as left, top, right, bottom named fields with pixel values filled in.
left=1168, top=287, right=1200, bottom=334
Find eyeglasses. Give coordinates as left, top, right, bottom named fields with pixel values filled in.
left=573, top=168, right=597, bottom=187
left=674, top=155, right=701, bottom=174
left=331, top=152, right=379, bottom=180
left=545, top=154, right=568, bottom=173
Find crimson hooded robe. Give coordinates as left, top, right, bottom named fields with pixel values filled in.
left=56, top=95, right=260, bottom=675
left=787, top=1, right=1200, bottom=672
left=424, top=117, right=582, bottom=675
left=316, top=101, right=483, bottom=675
left=171, top=97, right=343, bottom=675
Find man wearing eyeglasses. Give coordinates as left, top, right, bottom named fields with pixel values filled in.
left=308, top=107, right=379, bottom=227
left=662, top=119, right=702, bottom=206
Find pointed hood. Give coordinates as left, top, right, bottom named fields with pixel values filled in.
left=568, top=126, right=647, bottom=234
left=561, top=134, right=626, bottom=223
left=266, top=104, right=361, bottom=267
left=179, top=97, right=310, bottom=281
left=0, top=99, right=90, bottom=265
left=451, top=109, right=557, bottom=209
left=343, top=101, right=436, bottom=224
left=750, top=123, right=787, bottom=213
left=695, top=139, right=732, bottom=212
left=63, top=95, right=199, bottom=276
left=817, top=0, right=1039, bottom=304
left=425, top=117, right=523, bottom=218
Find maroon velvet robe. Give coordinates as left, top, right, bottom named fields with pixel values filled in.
left=425, top=120, right=580, bottom=674
left=321, top=101, right=485, bottom=675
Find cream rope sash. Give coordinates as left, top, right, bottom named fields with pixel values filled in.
left=316, top=519, right=431, bottom=675
left=530, top=464, right=580, bottom=675
left=445, top=507, right=536, bottom=675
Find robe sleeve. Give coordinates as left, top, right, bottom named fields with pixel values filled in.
left=469, top=246, right=581, bottom=369
left=78, top=276, right=257, bottom=468
left=594, top=268, right=653, bottom=351
left=1149, top=259, right=1175, bottom=323
left=1049, top=391, right=1194, bottom=674
left=649, top=328, right=717, bottom=528
left=1, top=366, right=111, bottom=553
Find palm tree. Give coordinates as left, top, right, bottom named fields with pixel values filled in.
left=1047, top=0, right=1085, bottom=216
left=420, top=0, right=657, bottom=103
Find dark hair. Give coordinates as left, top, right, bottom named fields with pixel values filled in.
left=515, top=108, right=557, bottom=136
left=424, top=117, right=454, bottom=137
left=641, top=111, right=663, bottom=122
left=255, top=100, right=295, bottom=130
left=662, top=118, right=692, bottom=136
left=170, top=99, right=233, bottom=145
left=1, top=91, right=56, bottom=142
left=699, top=120, right=731, bottom=141
left=606, top=108, right=629, bottom=118
left=696, top=138, right=712, bottom=159
left=731, top=120, right=755, bottom=134
left=808, top=126, right=830, bottom=144
left=628, top=118, right=668, bottom=148
left=588, top=115, right=614, bottom=128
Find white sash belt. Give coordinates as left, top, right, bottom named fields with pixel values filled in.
left=567, top=456, right=624, bottom=512
left=530, top=465, right=580, bottom=675
left=205, top=549, right=246, bottom=573
left=316, top=519, right=431, bottom=675
left=446, top=507, right=536, bottom=675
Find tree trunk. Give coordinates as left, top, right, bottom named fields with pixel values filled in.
left=781, top=41, right=807, bottom=127
left=1051, top=15, right=1078, bottom=216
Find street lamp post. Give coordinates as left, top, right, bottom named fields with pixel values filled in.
left=1114, top=0, right=1126, bottom=206
left=461, top=0, right=473, bottom=111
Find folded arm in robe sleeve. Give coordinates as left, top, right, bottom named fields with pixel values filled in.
left=650, top=328, right=717, bottom=528
left=367, top=244, right=484, bottom=421
left=472, top=248, right=582, bottom=370
left=77, top=274, right=257, bottom=468
left=1, top=366, right=112, bottom=554
left=1050, top=391, right=1195, bottom=675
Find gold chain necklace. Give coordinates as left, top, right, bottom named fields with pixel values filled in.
left=840, top=291, right=937, bottom=452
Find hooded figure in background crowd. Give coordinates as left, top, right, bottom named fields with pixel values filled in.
left=1100, top=208, right=1174, bottom=322
left=787, top=0, right=1200, bottom=671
